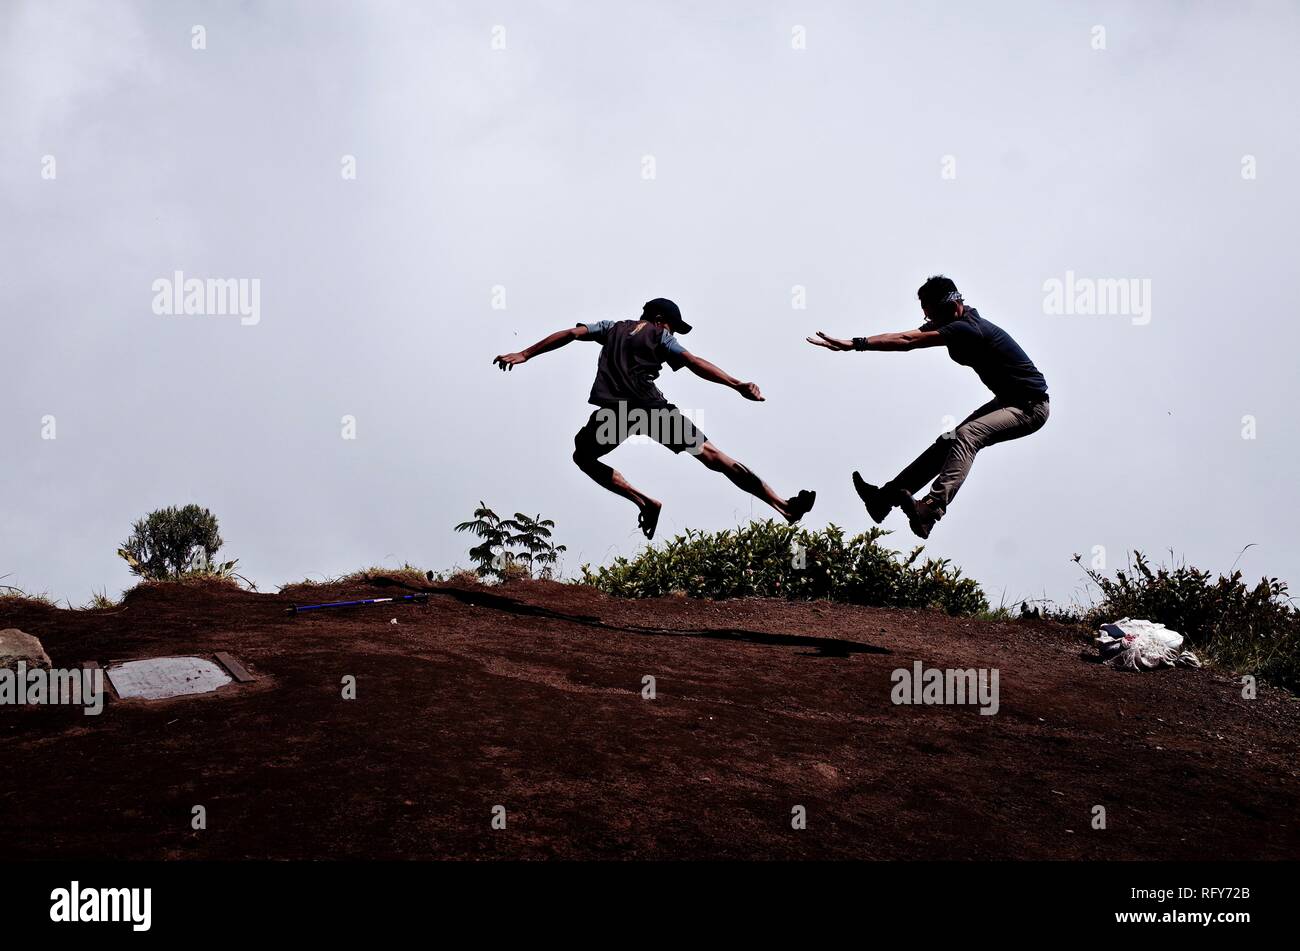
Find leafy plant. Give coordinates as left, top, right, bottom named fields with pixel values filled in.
left=580, top=520, right=987, bottom=615
left=503, top=512, right=566, bottom=579
left=454, top=503, right=567, bottom=580
left=454, top=504, right=508, bottom=577
left=118, top=504, right=237, bottom=581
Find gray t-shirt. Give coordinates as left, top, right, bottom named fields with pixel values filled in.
left=579, top=319, right=689, bottom=407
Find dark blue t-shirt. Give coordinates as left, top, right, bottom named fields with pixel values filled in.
left=935, top=307, right=1048, bottom=404
left=579, top=318, right=689, bottom=407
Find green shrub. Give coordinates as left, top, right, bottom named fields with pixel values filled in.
left=580, top=521, right=987, bottom=615
left=1078, top=551, right=1300, bottom=690
left=118, top=504, right=237, bottom=581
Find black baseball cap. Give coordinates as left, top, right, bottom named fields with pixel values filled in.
left=643, top=298, right=691, bottom=335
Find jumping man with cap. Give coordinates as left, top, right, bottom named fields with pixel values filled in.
left=807, top=276, right=1049, bottom=539
left=494, top=298, right=816, bottom=539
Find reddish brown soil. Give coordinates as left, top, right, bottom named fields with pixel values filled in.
left=2, top=577, right=1297, bottom=860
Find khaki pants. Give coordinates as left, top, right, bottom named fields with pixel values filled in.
left=886, top=396, right=1049, bottom=515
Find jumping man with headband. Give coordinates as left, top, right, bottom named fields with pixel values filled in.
left=494, top=298, right=816, bottom=539
left=806, top=275, right=1049, bottom=538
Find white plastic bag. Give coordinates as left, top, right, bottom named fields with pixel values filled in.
left=1095, top=618, right=1202, bottom=670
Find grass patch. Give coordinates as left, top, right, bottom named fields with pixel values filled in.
left=0, top=588, right=57, bottom=609
left=280, top=564, right=434, bottom=594
left=129, top=573, right=246, bottom=591
left=336, top=565, right=431, bottom=588
left=80, top=589, right=121, bottom=610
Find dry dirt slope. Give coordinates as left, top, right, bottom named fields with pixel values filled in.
left=1, top=577, right=1297, bottom=860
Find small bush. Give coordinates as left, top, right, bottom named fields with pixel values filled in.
left=118, top=504, right=237, bottom=581
left=454, top=504, right=566, bottom=580
left=580, top=521, right=987, bottom=615
left=1078, top=551, right=1300, bottom=690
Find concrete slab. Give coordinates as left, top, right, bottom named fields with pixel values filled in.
left=106, top=656, right=232, bottom=700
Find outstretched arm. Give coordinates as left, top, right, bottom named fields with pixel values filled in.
left=493, top=325, right=590, bottom=370
left=681, top=351, right=765, bottom=401
left=806, top=328, right=944, bottom=352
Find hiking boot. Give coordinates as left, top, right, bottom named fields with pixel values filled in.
left=852, top=472, right=897, bottom=524
left=637, top=500, right=663, bottom=540
left=785, top=489, right=817, bottom=524
left=898, top=495, right=941, bottom=540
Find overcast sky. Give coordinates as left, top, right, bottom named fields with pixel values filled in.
left=3, top=0, right=1298, bottom=608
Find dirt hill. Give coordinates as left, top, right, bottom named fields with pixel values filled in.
left=2, top=577, right=1297, bottom=860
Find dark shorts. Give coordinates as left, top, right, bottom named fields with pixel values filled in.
left=574, top=402, right=708, bottom=456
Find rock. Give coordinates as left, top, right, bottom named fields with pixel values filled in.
left=0, top=629, right=51, bottom=670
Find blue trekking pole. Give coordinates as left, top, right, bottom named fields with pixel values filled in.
left=285, top=593, right=430, bottom=615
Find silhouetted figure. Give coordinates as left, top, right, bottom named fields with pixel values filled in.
left=496, top=298, right=815, bottom=539
left=808, top=276, right=1048, bottom=538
